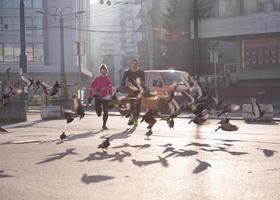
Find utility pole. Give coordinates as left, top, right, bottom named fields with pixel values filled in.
left=19, top=0, right=28, bottom=100
left=193, top=0, right=200, bottom=80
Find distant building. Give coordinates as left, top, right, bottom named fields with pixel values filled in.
left=0, top=0, right=92, bottom=96
left=192, top=0, right=280, bottom=96
left=90, top=1, right=140, bottom=85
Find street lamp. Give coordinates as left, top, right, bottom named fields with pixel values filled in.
left=37, top=7, right=85, bottom=99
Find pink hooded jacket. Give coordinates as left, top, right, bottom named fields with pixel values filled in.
left=88, top=75, right=112, bottom=98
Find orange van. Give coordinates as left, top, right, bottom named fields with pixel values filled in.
left=141, top=70, right=190, bottom=113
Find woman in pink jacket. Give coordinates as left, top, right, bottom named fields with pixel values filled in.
left=88, top=64, right=112, bottom=130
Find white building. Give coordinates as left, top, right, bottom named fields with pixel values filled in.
left=90, top=0, right=140, bottom=85
left=0, top=0, right=92, bottom=95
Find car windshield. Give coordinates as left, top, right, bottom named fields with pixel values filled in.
left=160, top=71, right=189, bottom=85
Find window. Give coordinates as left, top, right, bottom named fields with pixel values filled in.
left=2, top=0, right=20, bottom=8
left=160, top=72, right=184, bottom=85
left=25, top=17, right=33, bottom=35
left=34, top=43, right=44, bottom=63
left=26, top=43, right=33, bottom=62
left=241, top=0, right=258, bottom=15
left=33, top=17, right=42, bottom=35
left=275, top=0, right=280, bottom=10
left=258, top=0, right=274, bottom=12
left=4, top=43, right=20, bottom=62
left=148, top=73, right=161, bottom=87
left=219, top=0, right=236, bottom=17
left=0, top=44, right=3, bottom=62
left=0, top=17, right=2, bottom=35
left=0, top=0, right=32, bottom=8
left=3, top=17, right=19, bottom=35
left=33, top=0, right=42, bottom=8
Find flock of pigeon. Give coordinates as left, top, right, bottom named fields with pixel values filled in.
left=0, top=73, right=269, bottom=150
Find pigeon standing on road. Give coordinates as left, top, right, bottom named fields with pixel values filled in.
left=145, top=129, right=153, bottom=139
left=98, top=138, right=110, bottom=150
left=0, top=126, right=8, bottom=133
left=60, top=132, right=66, bottom=141
left=215, top=117, right=238, bottom=132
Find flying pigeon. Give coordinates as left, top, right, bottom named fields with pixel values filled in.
left=0, top=126, right=8, bottom=133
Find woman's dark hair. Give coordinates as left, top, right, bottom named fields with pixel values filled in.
left=99, top=64, right=108, bottom=72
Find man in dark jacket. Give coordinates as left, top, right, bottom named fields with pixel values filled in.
left=121, top=58, right=145, bottom=127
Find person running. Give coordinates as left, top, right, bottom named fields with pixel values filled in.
left=121, top=58, right=145, bottom=127
left=88, top=64, right=112, bottom=130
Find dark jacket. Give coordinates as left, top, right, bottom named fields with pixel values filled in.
left=121, top=69, right=145, bottom=87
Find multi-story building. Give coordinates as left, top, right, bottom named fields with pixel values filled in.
left=0, top=0, right=92, bottom=98
left=193, top=0, right=280, bottom=96
left=91, top=1, right=140, bottom=85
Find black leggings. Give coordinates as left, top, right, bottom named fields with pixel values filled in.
left=95, top=98, right=109, bottom=126
left=132, top=99, right=141, bottom=120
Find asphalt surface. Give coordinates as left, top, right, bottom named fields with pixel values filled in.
left=1, top=112, right=280, bottom=200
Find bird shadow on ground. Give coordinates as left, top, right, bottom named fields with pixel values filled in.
left=100, top=127, right=136, bottom=141
left=16, top=134, right=47, bottom=138
left=39, top=130, right=102, bottom=145
left=192, top=159, right=212, bottom=174
left=79, top=151, right=131, bottom=163
left=36, top=148, right=79, bottom=164
left=200, top=146, right=248, bottom=156
left=3, top=119, right=57, bottom=129
left=131, top=156, right=169, bottom=167
left=112, top=143, right=151, bottom=150
left=256, top=148, right=278, bottom=157
left=245, top=121, right=278, bottom=125
left=0, top=170, right=13, bottom=178
left=0, top=140, right=41, bottom=145
left=185, top=142, right=212, bottom=148
left=81, top=174, right=114, bottom=185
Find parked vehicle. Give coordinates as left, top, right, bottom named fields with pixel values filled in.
left=141, top=70, right=190, bottom=114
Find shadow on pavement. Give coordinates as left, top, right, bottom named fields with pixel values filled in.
left=39, top=130, right=102, bottom=144
left=0, top=170, right=13, bottom=178
left=200, top=146, right=248, bottom=156
left=81, top=174, right=114, bottom=184
left=79, top=151, right=131, bottom=163
left=131, top=156, right=169, bottom=168
left=192, top=159, right=212, bottom=174
left=36, top=148, right=79, bottom=164
left=100, top=127, right=136, bottom=141
left=256, top=148, right=278, bottom=157
left=245, top=121, right=279, bottom=125
left=112, top=143, right=151, bottom=150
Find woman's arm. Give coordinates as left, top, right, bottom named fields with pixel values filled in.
left=88, top=78, right=97, bottom=98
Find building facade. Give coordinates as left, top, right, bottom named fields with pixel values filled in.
left=90, top=1, right=140, bottom=85
left=192, top=0, right=280, bottom=96
left=0, top=0, right=92, bottom=98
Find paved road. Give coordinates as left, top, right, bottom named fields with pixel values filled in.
left=1, top=112, right=280, bottom=200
